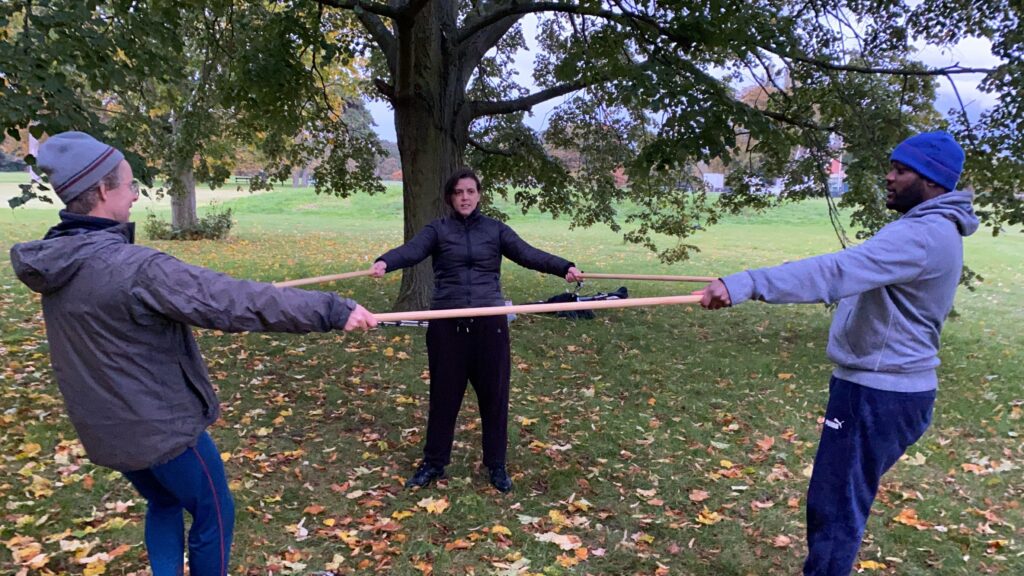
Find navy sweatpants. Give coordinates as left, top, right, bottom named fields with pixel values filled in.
left=423, top=315, right=511, bottom=469
left=803, top=377, right=935, bottom=575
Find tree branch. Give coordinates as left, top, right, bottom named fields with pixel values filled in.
left=458, top=2, right=656, bottom=45
left=317, top=0, right=401, bottom=19
left=469, top=136, right=515, bottom=156
left=467, top=80, right=590, bottom=119
left=766, top=48, right=994, bottom=76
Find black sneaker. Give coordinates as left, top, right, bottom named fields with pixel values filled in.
left=405, top=462, right=445, bottom=489
left=488, top=465, right=513, bottom=493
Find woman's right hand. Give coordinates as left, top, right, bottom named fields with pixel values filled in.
left=370, top=260, right=387, bottom=278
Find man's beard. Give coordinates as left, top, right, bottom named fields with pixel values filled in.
left=887, top=178, right=928, bottom=213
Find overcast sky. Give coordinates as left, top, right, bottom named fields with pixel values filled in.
left=364, top=18, right=1003, bottom=143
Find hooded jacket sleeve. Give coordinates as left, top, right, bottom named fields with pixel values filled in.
left=376, top=222, right=439, bottom=271
left=722, top=220, right=930, bottom=306
left=499, top=223, right=574, bottom=276
left=130, top=252, right=356, bottom=332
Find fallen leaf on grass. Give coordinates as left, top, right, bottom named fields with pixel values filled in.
left=417, top=496, right=449, bottom=515
left=535, top=531, right=582, bottom=550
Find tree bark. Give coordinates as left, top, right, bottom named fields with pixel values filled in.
left=388, top=1, right=469, bottom=311
left=170, top=164, right=198, bottom=230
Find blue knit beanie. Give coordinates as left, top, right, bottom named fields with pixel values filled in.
left=36, top=132, right=125, bottom=204
left=890, top=131, right=964, bottom=192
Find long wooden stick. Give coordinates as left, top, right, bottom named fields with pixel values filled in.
left=274, top=269, right=373, bottom=288
left=581, top=272, right=717, bottom=283
left=375, top=295, right=703, bottom=322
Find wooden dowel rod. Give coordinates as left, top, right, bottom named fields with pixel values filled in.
left=581, top=272, right=717, bottom=283
left=375, top=295, right=703, bottom=322
left=274, top=269, right=373, bottom=288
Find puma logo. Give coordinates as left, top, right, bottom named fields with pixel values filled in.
left=825, top=418, right=844, bottom=430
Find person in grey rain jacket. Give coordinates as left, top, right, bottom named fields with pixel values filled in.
left=370, top=168, right=582, bottom=493
left=9, top=132, right=376, bottom=576
left=696, top=131, right=979, bottom=575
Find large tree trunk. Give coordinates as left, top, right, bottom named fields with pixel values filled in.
left=388, top=3, right=469, bottom=311
left=170, top=164, right=198, bottom=230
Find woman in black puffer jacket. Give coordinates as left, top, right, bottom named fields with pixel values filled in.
left=371, top=168, right=581, bottom=492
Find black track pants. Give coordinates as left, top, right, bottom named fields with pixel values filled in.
left=422, top=315, right=511, bottom=468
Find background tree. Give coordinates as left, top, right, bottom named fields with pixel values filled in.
left=1, top=1, right=383, bottom=228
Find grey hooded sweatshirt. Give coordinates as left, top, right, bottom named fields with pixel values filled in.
left=10, top=213, right=356, bottom=471
left=722, top=192, right=979, bottom=393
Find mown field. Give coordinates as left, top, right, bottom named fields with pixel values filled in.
left=1, top=175, right=1021, bottom=575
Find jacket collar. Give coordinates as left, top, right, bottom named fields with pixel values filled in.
left=452, top=207, right=482, bottom=223
left=44, top=210, right=135, bottom=244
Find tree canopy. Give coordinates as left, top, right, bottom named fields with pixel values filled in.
left=3, top=1, right=1021, bottom=308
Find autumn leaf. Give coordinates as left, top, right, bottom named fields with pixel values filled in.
left=772, top=534, right=792, bottom=548
left=856, top=560, right=887, bottom=570
left=303, top=504, right=325, bottom=515
left=417, top=496, right=450, bottom=515
left=444, top=538, right=473, bottom=551
left=535, top=532, right=582, bottom=550
left=491, top=524, right=512, bottom=536
left=892, top=507, right=933, bottom=530
left=755, top=436, right=775, bottom=451
left=696, top=507, right=722, bottom=525
left=689, top=489, right=710, bottom=502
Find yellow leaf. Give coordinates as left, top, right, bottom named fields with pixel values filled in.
left=719, top=459, right=734, bottom=468
left=417, top=497, right=449, bottom=515
left=548, top=509, right=569, bottom=527
left=696, top=507, right=722, bottom=525
left=83, top=560, right=107, bottom=576
left=384, top=347, right=395, bottom=357
left=392, top=510, right=415, bottom=520
left=856, top=560, right=887, bottom=570
left=491, top=524, right=512, bottom=536
left=16, top=443, right=42, bottom=459
left=777, top=373, right=795, bottom=380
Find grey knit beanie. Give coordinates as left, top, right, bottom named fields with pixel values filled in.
left=36, top=132, right=125, bottom=204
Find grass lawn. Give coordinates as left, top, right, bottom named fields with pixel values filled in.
left=1, top=181, right=1021, bottom=575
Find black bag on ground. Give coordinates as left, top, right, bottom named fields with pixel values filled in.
left=542, top=286, right=628, bottom=320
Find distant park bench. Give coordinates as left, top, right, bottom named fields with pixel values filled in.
left=234, top=176, right=252, bottom=184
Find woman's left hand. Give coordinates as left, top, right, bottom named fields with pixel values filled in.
left=565, top=266, right=583, bottom=283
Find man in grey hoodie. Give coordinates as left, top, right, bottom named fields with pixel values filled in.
left=697, top=131, right=979, bottom=575
left=9, top=132, right=376, bottom=576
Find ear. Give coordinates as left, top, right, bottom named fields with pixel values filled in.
left=96, top=181, right=112, bottom=203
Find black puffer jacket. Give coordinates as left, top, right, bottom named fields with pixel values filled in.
left=377, top=209, right=573, bottom=309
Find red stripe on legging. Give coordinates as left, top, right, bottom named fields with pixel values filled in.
left=193, top=446, right=227, bottom=576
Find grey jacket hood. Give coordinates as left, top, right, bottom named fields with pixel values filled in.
left=12, top=217, right=133, bottom=295
left=902, top=191, right=979, bottom=236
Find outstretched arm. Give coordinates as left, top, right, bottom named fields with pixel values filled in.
left=499, top=223, right=576, bottom=280
left=132, top=252, right=376, bottom=332
left=700, top=222, right=930, bottom=308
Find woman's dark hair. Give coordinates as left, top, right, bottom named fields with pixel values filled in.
left=443, top=168, right=481, bottom=206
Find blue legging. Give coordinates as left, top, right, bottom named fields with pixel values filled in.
left=122, top=432, right=235, bottom=576
left=803, top=377, right=935, bottom=575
